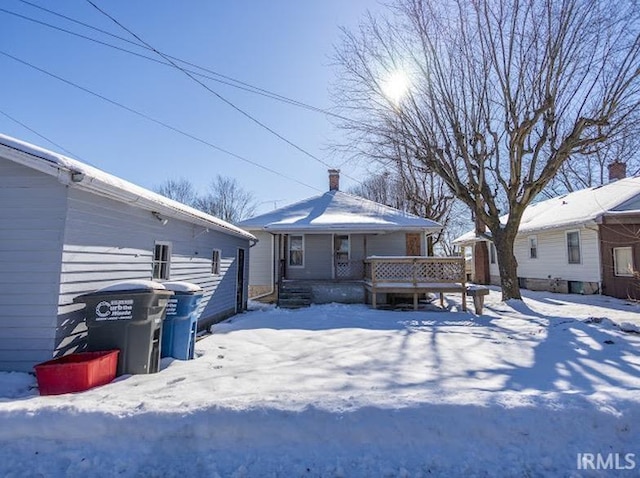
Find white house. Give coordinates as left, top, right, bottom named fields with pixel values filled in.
left=454, top=167, right=640, bottom=299
left=238, top=170, right=442, bottom=305
left=0, top=134, right=255, bottom=372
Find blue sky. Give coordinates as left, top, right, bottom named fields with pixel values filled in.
left=0, top=0, right=380, bottom=214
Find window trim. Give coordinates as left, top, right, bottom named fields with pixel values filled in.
left=212, top=249, right=222, bottom=276
left=613, top=246, right=634, bottom=277
left=489, top=242, right=496, bottom=264
left=152, top=241, right=172, bottom=280
left=528, top=235, right=538, bottom=259
left=566, top=231, right=581, bottom=265
left=288, top=234, right=305, bottom=268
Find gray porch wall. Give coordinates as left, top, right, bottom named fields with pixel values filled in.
left=287, top=234, right=333, bottom=280
left=282, top=232, right=427, bottom=281
left=367, top=232, right=411, bottom=256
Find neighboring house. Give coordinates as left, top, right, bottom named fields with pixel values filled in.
left=238, top=169, right=442, bottom=303
left=0, top=134, right=255, bottom=372
left=454, top=163, right=640, bottom=300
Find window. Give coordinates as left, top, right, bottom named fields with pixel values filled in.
left=489, top=242, right=496, bottom=264
left=529, top=236, right=538, bottom=259
left=212, top=249, right=221, bottom=275
left=613, top=247, right=634, bottom=277
left=335, top=235, right=349, bottom=261
left=289, top=235, right=304, bottom=267
left=566, top=231, right=581, bottom=264
left=152, top=242, right=171, bottom=280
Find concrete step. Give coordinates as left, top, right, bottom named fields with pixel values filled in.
left=278, top=297, right=312, bottom=309
left=281, top=291, right=312, bottom=299
left=280, top=287, right=312, bottom=294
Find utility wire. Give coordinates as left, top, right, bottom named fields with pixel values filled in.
left=0, top=108, right=86, bottom=161
left=0, top=49, right=322, bottom=192
left=2, top=5, right=307, bottom=111
left=0, top=6, right=302, bottom=106
left=85, top=0, right=362, bottom=184
left=10, top=0, right=356, bottom=124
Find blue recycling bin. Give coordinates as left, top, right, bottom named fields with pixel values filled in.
left=161, top=281, right=203, bottom=360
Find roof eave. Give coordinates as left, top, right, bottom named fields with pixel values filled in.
left=0, top=141, right=256, bottom=242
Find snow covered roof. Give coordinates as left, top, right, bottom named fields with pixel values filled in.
left=239, top=190, right=442, bottom=233
left=0, top=133, right=255, bottom=241
left=453, top=176, right=640, bottom=244
left=452, top=230, right=492, bottom=245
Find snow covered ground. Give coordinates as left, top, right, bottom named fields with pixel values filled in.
left=1, top=288, right=639, bottom=477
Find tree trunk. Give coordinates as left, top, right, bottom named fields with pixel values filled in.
left=473, top=242, right=490, bottom=285
left=492, top=227, right=522, bottom=301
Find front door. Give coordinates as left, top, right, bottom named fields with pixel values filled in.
left=236, top=248, right=246, bottom=312
left=406, top=233, right=422, bottom=256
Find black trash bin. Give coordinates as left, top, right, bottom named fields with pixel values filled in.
left=74, top=280, right=174, bottom=376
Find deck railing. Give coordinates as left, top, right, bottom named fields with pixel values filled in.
left=364, top=256, right=466, bottom=286
left=335, top=260, right=365, bottom=280
left=363, top=256, right=467, bottom=310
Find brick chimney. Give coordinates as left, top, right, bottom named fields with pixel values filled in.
left=329, top=169, right=340, bottom=191
left=608, top=161, right=627, bottom=181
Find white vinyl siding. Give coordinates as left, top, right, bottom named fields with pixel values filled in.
left=0, top=159, right=66, bottom=371
left=512, top=227, right=600, bottom=282
left=247, top=231, right=273, bottom=288
left=613, top=247, right=634, bottom=277
left=0, top=153, right=252, bottom=372
left=59, top=187, right=250, bottom=338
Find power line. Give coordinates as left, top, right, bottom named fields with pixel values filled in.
left=0, top=108, right=86, bottom=161
left=2, top=4, right=306, bottom=110
left=85, top=0, right=363, bottom=184
left=0, top=49, right=322, bottom=193
left=10, top=0, right=356, bottom=124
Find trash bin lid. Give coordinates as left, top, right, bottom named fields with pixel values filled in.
left=162, top=281, right=203, bottom=294
left=97, top=280, right=167, bottom=293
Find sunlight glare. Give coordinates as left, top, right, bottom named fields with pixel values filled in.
left=382, top=70, right=410, bottom=106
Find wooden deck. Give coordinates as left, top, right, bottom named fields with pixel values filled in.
left=364, top=256, right=467, bottom=311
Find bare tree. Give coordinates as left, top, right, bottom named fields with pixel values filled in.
left=153, top=178, right=197, bottom=206
left=334, top=0, right=640, bottom=300
left=349, top=166, right=464, bottom=252
left=544, top=125, right=640, bottom=196
left=194, top=175, right=258, bottom=224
